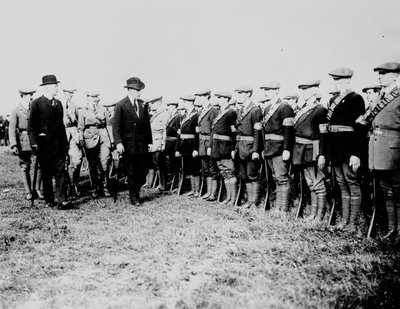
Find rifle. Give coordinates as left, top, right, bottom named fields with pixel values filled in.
left=217, top=175, right=224, bottom=202
left=177, top=156, right=185, bottom=195
left=296, top=170, right=305, bottom=219
left=263, top=158, right=270, bottom=211
left=367, top=177, right=377, bottom=239
left=31, top=154, right=39, bottom=207
left=328, top=167, right=336, bottom=226
left=234, top=178, right=242, bottom=207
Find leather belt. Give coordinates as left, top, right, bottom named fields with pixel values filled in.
left=166, top=136, right=178, bottom=141
left=85, top=124, right=106, bottom=129
left=295, top=136, right=314, bottom=144
left=372, top=128, right=400, bottom=137
left=328, top=125, right=354, bottom=133
left=199, top=134, right=210, bottom=141
left=265, top=133, right=284, bottom=141
left=65, top=123, right=77, bottom=128
left=18, top=129, right=28, bottom=134
left=237, top=135, right=254, bottom=142
left=180, top=134, right=196, bottom=140
left=213, top=133, right=232, bottom=141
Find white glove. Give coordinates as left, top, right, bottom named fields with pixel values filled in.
left=207, top=147, right=211, bottom=156
left=116, top=143, right=124, bottom=154
left=148, top=144, right=153, bottom=152
left=251, top=152, right=259, bottom=160
left=318, top=155, right=326, bottom=170
left=282, top=150, right=290, bottom=161
left=231, top=150, right=236, bottom=160
left=175, top=151, right=181, bottom=157
left=192, top=150, right=199, bottom=157
left=349, top=155, right=361, bottom=173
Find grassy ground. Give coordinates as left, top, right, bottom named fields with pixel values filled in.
left=1, top=146, right=400, bottom=309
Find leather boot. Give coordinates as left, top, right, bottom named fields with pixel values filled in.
left=306, top=192, right=318, bottom=221
left=316, top=192, right=327, bottom=222
left=201, top=177, right=212, bottom=199
left=206, top=179, right=219, bottom=201
left=193, top=176, right=201, bottom=197
left=239, top=183, right=253, bottom=209
left=22, top=165, right=32, bottom=200
left=156, top=170, right=166, bottom=191
left=338, top=190, right=351, bottom=228
left=229, top=178, right=238, bottom=207
left=146, top=169, right=155, bottom=188
left=72, top=167, right=81, bottom=196
left=278, top=183, right=290, bottom=213
left=252, top=182, right=261, bottom=208
left=220, top=179, right=232, bottom=205
left=102, top=173, right=111, bottom=197
left=183, top=176, right=195, bottom=196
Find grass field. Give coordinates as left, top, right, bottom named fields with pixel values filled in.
left=1, top=146, right=400, bottom=309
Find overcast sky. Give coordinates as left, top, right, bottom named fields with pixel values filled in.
left=0, top=0, right=399, bottom=114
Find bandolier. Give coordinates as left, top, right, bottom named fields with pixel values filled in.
left=209, top=91, right=237, bottom=206
left=293, top=80, right=328, bottom=223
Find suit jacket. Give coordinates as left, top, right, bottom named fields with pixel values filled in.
left=368, top=86, right=400, bottom=170
left=9, top=103, right=31, bottom=151
left=28, top=95, right=68, bottom=155
left=112, top=96, right=152, bottom=155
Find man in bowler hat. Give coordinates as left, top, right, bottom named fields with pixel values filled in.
left=112, top=77, right=152, bottom=206
left=28, top=75, right=72, bottom=209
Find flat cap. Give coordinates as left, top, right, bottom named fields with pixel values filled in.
left=179, top=94, right=196, bottom=102
left=329, top=89, right=340, bottom=95
left=177, top=102, right=186, bottom=110
left=86, top=90, right=100, bottom=97
left=19, top=87, right=36, bottom=95
left=214, top=90, right=232, bottom=99
left=283, top=92, right=299, bottom=100
left=328, top=67, right=354, bottom=79
left=63, top=87, right=77, bottom=93
left=166, top=101, right=179, bottom=106
left=194, top=88, right=211, bottom=96
left=235, top=86, right=253, bottom=93
left=260, top=81, right=281, bottom=90
left=298, top=79, right=320, bottom=90
left=373, top=62, right=400, bottom=73
left=362, top=84, right=382, bottom=93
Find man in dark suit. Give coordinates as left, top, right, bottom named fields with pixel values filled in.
left=28, top=75, right=72, bottom=209
left=113, top=77, right=152, bottom=206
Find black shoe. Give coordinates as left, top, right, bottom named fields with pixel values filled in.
left=45, top=202, right=55, bottom=208
left=58, top=201, right=75, bottom=210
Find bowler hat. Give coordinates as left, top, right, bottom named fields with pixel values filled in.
left=124, top=77, right=145, bottom=90
left=40, top=74, right=60, bottom=86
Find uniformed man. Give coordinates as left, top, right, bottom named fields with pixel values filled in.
left=148, top=97, right=169, bottom=191
left=326, top=68, right=365, bottom=231
left=208, top=91, right=238, bottom=206
left=62, top=87, right=82, bottom=196
left=175, top=95, right=201, bottom=196
left=283, top=92, right=300, bottom=113
left=195, top=89, right=220, bottom=201
left=162, top=101, right=182, bottom=191
left=78, top=91, right=113, bottom=197
left=261, top=81, right=294, bottom=213
left=28, top=75, right=72, bottom=209
left=9, top=87, right=43, bottom=200
left=293, top=80, right=328, bottom=223
left=234, top=86, right=263, bottom=209
left=359, top=62, right=400, bottom=240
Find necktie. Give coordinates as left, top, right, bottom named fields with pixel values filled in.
left=134, top=103, right=137, bottom=113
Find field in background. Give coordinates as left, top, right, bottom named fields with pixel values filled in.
left=1, top=146, right=399, bottom=309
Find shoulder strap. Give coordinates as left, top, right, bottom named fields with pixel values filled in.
left=326, top=89, right=353, bottom=121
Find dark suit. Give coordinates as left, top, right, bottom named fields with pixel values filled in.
left=28, top=95, right=68, bottom=205
left=113, top=96, right=152, bottom=202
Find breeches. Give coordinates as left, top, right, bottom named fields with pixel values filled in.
left=217, top=159, right=235, bottom=180
left=267, top=155, right=290, bottom=186
left=68, top=141, right=82, bottom=168
left=238, top=159, right=261, bottom=183
left=303, top=165, right=326, bottom=194
left=200, top=156, right=219, bottom=179
left=183, top=155, right=201, bottom=176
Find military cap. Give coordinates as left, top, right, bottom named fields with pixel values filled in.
left=124, top=77, right=145, bottom=90
left=328, top=68, right=354, bottom=79
left=260, top=81, right=281, bottom=90
left=214, top=90, right=232, bottom=99
left=373, top=62, right=400, bottom=73
left=283, top=92, right=299, bottom=100
left=235, top=86, right=253, bottom=93
left=18, top=87, right=36, bottom=95
left=86, top=90, right=100, bottom=97
left=362, top=84, right=382, bottom=93
left=179, top=94, right=196, bottom=102
left=194, top=88, right=211, bottom=96
left=298, top=80, right=320, bottom=90
left=166, top=101, right=179, bottom=106
left=63, top=87, right=77, bottom=93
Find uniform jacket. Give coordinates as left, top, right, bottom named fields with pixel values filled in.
left=177, top=109, right=199, bottom=156
left=78, top=104, right=112, bottom=149
left=326, top=91, right=365, bottom=163
left=210, top=106, right=237, bottom=159
left=235, top=101, right=263, bottom=160
left=9, top=103, right=31, bottom=151
left=197, top=105, right=219, bottom=156
left=164, top=112, right=182, bottom=154
left=112, top=96, right=152, bottom=155
left=63, top=100, right=80, bottom=144
left=292, top=101, right=327, bottom=166
left=263, top=99, right=294, bottom=158
left=150, top=109, right=169, bottom=152
left=368, top=86, right=400, bottom=170
left=28, top=95, right=68, bottom=155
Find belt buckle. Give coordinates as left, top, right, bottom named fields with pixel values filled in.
left=375, top=129, right=383, bottom=136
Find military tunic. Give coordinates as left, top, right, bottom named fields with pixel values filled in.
left=63, top=100, right=82, bottom=168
